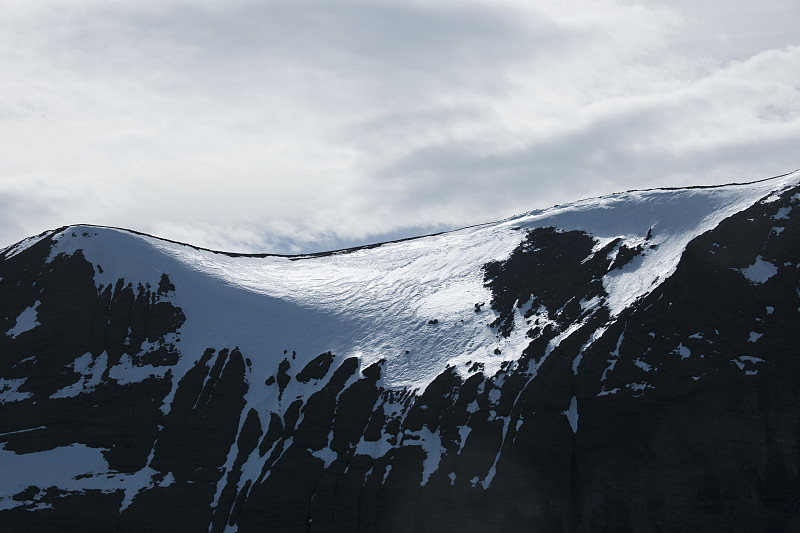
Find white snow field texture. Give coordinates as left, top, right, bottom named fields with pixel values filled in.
left=32, top=171, right=798, bottom=392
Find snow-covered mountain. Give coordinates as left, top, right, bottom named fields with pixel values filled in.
left=2, top=171, right=799, bottom=532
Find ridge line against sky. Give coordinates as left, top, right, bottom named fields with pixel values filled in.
left=7, top=169, right=798, bottom=261
left=1, top=0, right=798, bottom=254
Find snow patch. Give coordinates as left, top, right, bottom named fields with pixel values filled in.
left=772, top=206, right=792, bottom=220
left=1, top=233, right=46, bottom=260
left=732, top=356, right=764, bottom=375
left=51, top=352, right=108, bottom=399
left=737, top=256, right=778, bottom=284
left=574, top=326, right=608, bottom=375
left=627, top=382, right=653, bottom=394
left=601, top=329, right=625, bottom=382
left=355, top=429, right=394, bottom=460
left=117, top=466, right=175, bottom=511
left=748, top=331, right=763, bottom=343
left=7, top=302, right=40, bottom=338
left=0, top=378, right=31, bottom=404
left=478, top=416, right=511, bottom=489
left=562, top=396, right=578, bottom=434
left=457, top=425, right=472, bottom=452
left=675, top=343, right=691, bottom=359
left=0, top=443, right=173, bottom=512
left=487, top=387, right=501, bottom=406
left=310, top=446, right=337, bottom=469
left=579, top=295, right=601, bottom=312
left=108, top=353, right=170, bottom=385
left=402, top=427, right=444, bottom=486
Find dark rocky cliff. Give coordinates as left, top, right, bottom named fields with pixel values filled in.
left=1, top=180, right=799, bottom=532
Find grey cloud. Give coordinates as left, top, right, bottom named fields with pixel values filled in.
left=652, top=0, right=800, bottom=62
left=374, top=95, right=800, bottom=221
left=0, top=190, right=59, bottom=247
left=0, top=1, right=798, bottom=253
left=43, top=1, right=558, bottom=75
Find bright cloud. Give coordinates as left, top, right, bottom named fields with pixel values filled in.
left=0, top=0, right=798, bottom=252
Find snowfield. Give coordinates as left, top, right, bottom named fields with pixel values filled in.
left=38, top=170, right=800, bottom=393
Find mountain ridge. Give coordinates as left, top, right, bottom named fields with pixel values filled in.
left=2, top=170, right=799, bottom=531
left=5, top=169, right=797, bottom=260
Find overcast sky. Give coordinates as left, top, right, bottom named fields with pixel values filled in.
left=1, top=0, right=798, bottom=253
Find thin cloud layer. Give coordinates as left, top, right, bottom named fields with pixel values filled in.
left=0, top=0, right=798, bottom=252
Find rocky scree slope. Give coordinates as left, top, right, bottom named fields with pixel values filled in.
left=1, top=172, right=800, bottom=532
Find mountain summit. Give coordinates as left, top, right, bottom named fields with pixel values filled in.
left=2, top=172, right=800, bottom=532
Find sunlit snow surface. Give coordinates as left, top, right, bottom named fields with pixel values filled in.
left=43, top=171, right=800, bottom=392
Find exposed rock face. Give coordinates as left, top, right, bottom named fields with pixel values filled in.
left=1, top=176, right=799, bottom=532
